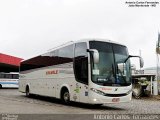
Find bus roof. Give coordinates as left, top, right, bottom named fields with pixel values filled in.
left=21, top=39, right=126, bottom=62
left=48, top=39, right=126, bottom=52
left=0, top=72, right=19, bottom=74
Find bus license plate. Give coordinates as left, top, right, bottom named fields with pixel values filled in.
left=112, top=98, right=120, bottom=102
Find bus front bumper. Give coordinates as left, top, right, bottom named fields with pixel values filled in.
left=89, top=92, right=132, bottom=104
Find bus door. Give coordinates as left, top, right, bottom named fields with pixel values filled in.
left=74, top=42, right=89, bottom=103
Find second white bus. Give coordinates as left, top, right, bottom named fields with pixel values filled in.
left=0, top=72, right=19, bottom=88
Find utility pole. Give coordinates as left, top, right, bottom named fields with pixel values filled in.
left=154, top=33, right=160, bottom=95
left=139, top=49, right=141, bottom=71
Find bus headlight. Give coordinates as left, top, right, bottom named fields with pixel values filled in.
left=126, top=89, right=132, bottom=95
left=90, top=88, right=106, bottom=96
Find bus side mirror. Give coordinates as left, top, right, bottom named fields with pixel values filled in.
left=125, top=55, right=144, bottom=68
left=139, top=57, right=144, bottom=68
left=87, top=49, right=99, bottom=64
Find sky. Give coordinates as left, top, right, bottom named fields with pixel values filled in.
left=0, top=0, right=160, bottom=69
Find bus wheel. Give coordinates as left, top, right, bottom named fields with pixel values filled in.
left=0, top=84, right=2, bottom=89
left=94, top=104, right=103, bottom=107
left=61, top=89, right=70, bottom=104
left=26, top=86, right=30, bottom=97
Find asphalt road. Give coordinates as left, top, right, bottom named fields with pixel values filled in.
left=0, top=89, right=160, bottom=120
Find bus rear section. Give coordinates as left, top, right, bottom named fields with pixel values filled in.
left=0, top=72, right=19, bottom=88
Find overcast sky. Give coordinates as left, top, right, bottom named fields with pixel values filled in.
left=0, top=0, right=160, bottom=68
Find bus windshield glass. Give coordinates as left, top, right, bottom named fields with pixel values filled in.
left=89, top=41, right=131, bottom=86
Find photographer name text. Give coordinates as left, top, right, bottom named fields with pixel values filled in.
left=125, top=1, right=159, bottom=7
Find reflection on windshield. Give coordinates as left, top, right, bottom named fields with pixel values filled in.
left=89, top=41, right=131, bottom=86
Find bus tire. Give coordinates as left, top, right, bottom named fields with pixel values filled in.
left=0, top=84, right=2, bottom=89
left=26, top=86, right=30, bottom=97
left=94, top=104, right=103, bottom=106
left=61, top=88, right=70, bottom=104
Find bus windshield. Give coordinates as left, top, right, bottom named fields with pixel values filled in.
left=89, top=41, right=131, bottom=86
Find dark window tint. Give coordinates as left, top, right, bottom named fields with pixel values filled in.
left=113, top=44, right=128, bottom=56
left=12, top=74, right=19, bottom=79
left=20, top=53, right=56, bottom=71
left=90, top=41, right=112, bottom=53
left=0, top=74, right=19, bottom=79
left=74, top=43, right=88, bottom=84
left=5, top=74, right=12, bottom=79
left=58, top=45, right=73, bottom=64
left=20, top=44, right=74, bottom=71
left=0, top=74, right=5, bottom=78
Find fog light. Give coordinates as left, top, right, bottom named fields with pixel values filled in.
left=130, top=97, right=132, bottom=100
left=93, top=98, right=97, bottom=102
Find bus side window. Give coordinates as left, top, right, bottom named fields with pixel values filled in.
left=0, top=74, right=4, bottom=78
left=58, top=45, right=73, bottom=64
left=74, top=43, right=88, bottom=85
left=12, top=74, right=19, bottom=79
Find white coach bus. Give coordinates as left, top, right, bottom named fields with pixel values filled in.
left=19, top=39, right=143, bottom=104
left=0, top=72, right=19, bottom=88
